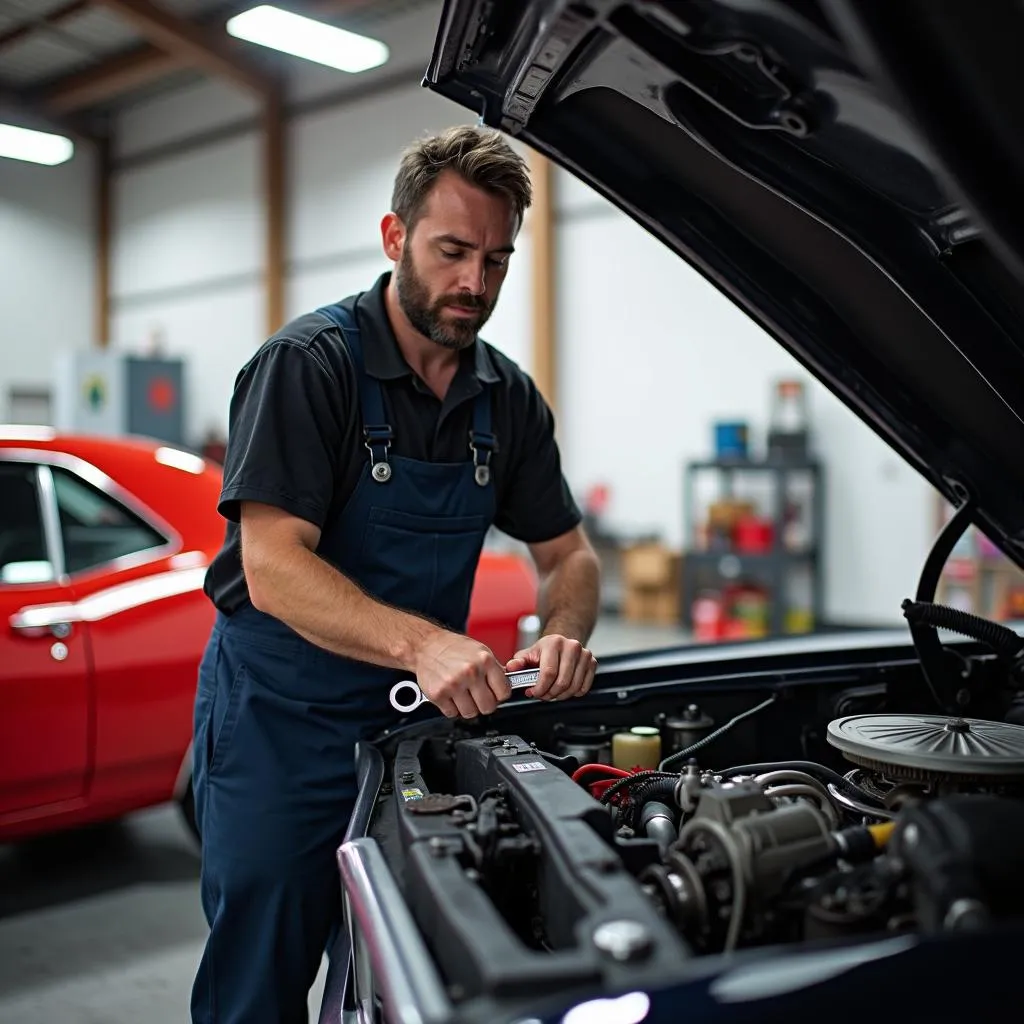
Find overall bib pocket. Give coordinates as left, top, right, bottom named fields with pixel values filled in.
left=361, top=506, right=488, bottom=625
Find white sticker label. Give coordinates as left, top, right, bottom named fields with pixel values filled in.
left=512, top=760, right=547, bottom=773
left=510, top=668, right=541, bottom=686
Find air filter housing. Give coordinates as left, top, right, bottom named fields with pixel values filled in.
left=826, top=714, right=1024, bottom=783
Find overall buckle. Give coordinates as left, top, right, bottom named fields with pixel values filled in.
left=364, top=425, right=393, bottom=483
left=469, top=429, right=496, bottom=487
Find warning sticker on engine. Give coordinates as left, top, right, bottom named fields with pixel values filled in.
left=511, top=761, right=547, bottom=773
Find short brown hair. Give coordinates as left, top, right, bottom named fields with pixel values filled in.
left=391, top=125, right=532, bottom=230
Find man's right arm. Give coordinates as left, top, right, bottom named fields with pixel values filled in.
left=240, top=500, right=509, bottom=719
left=217, top=333, right=507, bottom=719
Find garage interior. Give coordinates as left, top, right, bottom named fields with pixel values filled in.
left=2, top=1, right=1023, bottom=1021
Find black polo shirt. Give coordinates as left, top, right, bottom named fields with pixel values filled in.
left=203, top=272, right=582, bottom=615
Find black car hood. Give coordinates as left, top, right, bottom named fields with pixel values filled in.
left=423, top=0, right=1024, bottom=568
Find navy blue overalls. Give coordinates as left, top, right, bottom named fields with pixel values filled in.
left=190, top=303, right=497, bottom=1023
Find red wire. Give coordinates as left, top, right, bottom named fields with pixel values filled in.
left=589, top=777, right=626, bottom=800
left=571, top=763, right=631, bottom=782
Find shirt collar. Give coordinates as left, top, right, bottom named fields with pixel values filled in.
left=358, top=272, right=501, bottom=385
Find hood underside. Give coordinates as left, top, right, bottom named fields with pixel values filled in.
left=424, top=0, right=1024, bottom=568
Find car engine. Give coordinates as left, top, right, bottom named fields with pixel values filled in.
left=369, top=695, right=1024, bottom=1003
left=624, top=710, right=1024, bottom=951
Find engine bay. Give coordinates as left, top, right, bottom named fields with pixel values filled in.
left=364, top=639, right=1024, bottom=1012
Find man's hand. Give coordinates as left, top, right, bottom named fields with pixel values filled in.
left=505, top=634, right=597, bottom=701
left=413, top=631, right=512, bottom=719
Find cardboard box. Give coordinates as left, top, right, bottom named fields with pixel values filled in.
left=621, top=543, right=676, bottom=588
left=620, top=543, right=682, bottom=625
left=622, top=587, right=680, bottom=625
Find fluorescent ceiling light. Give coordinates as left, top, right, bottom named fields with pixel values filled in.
left=0, top=123, right=73, bottom=166
left=226, top=4, right=389, bottom=73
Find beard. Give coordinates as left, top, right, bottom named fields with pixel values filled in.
left=394, top=246, right=493, bottom=350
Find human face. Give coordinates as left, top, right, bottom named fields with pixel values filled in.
left=388, top=170, right=518, bottom=350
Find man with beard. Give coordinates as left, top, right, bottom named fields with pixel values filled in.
left=190, top=125, right=601, bottom=1023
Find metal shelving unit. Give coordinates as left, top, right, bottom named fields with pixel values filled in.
left=681, top=457, right=825, bottom=637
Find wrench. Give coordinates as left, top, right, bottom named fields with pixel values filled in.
left=389, top=667, right=542, bottom=714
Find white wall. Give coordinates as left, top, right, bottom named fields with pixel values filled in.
left=82, top=0, right=936, bottom=624
left=554, top=172, right=936, bottom=623
left=0, top=144, right=96, bottom=420
left=109, top=132, right=264, bottom=436
left=109, top=84, right=533, bottom=441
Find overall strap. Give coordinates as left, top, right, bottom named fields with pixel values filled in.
left=469, top=384, right=496, bottom=487
left=317, top=303, right=393, bottom=483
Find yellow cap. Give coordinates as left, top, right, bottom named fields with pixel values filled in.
left=868, top=821, right=896, bottom=847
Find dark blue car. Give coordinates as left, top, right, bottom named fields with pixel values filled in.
left=321, top=2, right=1024, bottom=1021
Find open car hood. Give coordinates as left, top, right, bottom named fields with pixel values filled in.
left=423, top=0, right=1024, bottom=568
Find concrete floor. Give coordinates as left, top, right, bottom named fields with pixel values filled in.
left=0, top=615, right=688, bottom=1023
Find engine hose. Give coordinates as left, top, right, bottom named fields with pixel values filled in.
left=716, top=760, right=887, bottom=810
left=622, top=776, right=680, bottom=829
left=599, top=769, right=678, bottom=806
left=571, top=763, right=631, bottom=784
left=659, top=694, right=779, bottom=771
left=902, top=599, right=1024, bottom=659
left=630, top=776, right=679, bottom=805
left=762, top=783, right=839, bottom=828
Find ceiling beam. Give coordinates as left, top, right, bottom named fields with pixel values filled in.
left=94, top=0, right=274, bottom=96
left=0, top=87, right=102, bottom=143
left=42, top=44, right=182, bottom=114
left=0, top=0, right=91, bottom=51
left=36, top=1, right=381, bottom=115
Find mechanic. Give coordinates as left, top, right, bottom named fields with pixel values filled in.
left=189, top=125, right=602, bottom=1024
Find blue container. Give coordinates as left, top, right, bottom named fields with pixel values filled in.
left=714, top=421, right=749, bottom=460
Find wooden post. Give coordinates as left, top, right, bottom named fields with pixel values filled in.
left=263, top=90, right=285, bottom=336
left=94, top=134, right=111, bottom=347
left=529, top=150, right=556, bottom=411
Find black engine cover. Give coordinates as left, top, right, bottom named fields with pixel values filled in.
left=388, top=732, right=690, bottom=1005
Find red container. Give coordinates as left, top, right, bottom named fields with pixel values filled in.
left=692, top=592, right=725, bottom=642
left=734, top=515, right=774, bottom=553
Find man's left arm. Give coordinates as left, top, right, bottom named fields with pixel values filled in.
left=494, top=374, right=602, bottom=700
left=505, top=524, right=602, bottom=701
